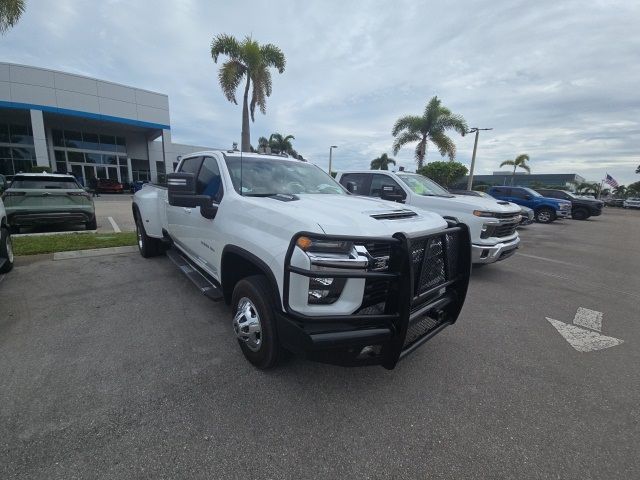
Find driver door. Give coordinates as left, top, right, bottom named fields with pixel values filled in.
left=190, top=155, right=224, bottom=279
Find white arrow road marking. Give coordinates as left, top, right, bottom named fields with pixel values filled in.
left=546, top=318, right=624, bottom=352
left=572, top=307, right=603, bottom=332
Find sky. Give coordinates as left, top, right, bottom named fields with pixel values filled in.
left=1, top=0, right=639, bottom=185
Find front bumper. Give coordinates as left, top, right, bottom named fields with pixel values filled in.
left=471, top=236, right=520, bottom=264
left=277, top=224, right=471, bottom=369
left=8, top=209, right=95, bottom=226
left=556, top=209, right=571, bottom=219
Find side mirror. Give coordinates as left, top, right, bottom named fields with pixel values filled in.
left=381, top=185, right=405, bottom=202
left=167, top=172, right=211, bottom=210
left=345, top=181, right=356, bottom=193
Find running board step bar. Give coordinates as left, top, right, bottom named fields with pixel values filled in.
left=166, top=249, right=223, bottom=301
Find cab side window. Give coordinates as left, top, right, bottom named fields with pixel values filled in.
left=370, top=174, right=403, bottom=198
left=511, top=189, right=528, bottom=199
left=196, top=156, right=223, bottom=203
left=339, top=173, right=370, bottom=195
left=179, top=156, right=203, bottom=175
left=492, top=187, right=509, bottom=196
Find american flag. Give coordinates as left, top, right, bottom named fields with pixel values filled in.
left=604, top=174, right=619, bottom=188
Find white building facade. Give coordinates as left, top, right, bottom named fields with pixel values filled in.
left=0, top=62, right=210, bottom=184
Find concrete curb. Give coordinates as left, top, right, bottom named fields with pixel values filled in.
left=53, top=245, right=138, bottom=260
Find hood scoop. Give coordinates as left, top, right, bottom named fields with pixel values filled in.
left=370, top=209, right=418, bottom=220
left=497, top=201, right=511, bottom=206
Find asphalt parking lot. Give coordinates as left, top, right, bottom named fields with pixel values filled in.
left=1, top=209, right=638, bottom=479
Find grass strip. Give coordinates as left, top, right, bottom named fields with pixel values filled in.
left=13, top=232, right=137, bottom=256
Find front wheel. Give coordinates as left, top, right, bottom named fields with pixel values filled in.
left=0, top=227, right=14, bottom=273
left=231, top=275, right=283, bottom=369
left=86, top=217, right=97, bottom=230
left=535, top=208, right=555, bottom=223
left=571, top=208, right=589, bottom=221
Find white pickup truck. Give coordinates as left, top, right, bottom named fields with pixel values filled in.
left=335, top=170, right=522, bottom=265
left=133, top=151, right=471, bottom=370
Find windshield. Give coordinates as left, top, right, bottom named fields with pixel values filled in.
left=396, top=174, right=453, bottom=197
left=224, top=156, right=345, bottom=196
left=10, top=176, right=80, bottom=189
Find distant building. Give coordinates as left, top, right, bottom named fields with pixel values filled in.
left=456, top=173, right=585, bottom=189
left=0, top=62, right=213, bottom=183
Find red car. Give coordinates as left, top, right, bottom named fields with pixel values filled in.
left=96, top=179, right=125, bottom=193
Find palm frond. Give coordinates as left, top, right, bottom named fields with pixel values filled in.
left=210, top=34, right=242, bottom=63
left=0, top=0, right=25, bottom=34
left=514, top=154, right=530, bottom=164
left=260, top=44, right=286, bottom=73
left=520, top=164, right=531, bottom=173
left=217, top=60, right=245, bottom=104
left=435, top=113, right=468, bottom=136
left=500, top=160, right=516, bottom=167
left=430, top=131, right=457, bottom=160
left=392, top=131, right=421, bottom=155
left=391, top=115, right=423, bottom=137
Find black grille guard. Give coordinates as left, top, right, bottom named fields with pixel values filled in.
left=282, top=222, right=471, bottom=369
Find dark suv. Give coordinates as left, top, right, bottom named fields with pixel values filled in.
left=535, top=189, right=603, bottom=220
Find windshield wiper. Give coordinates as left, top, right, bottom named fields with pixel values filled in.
left=243, top=193, right=282, bottom=197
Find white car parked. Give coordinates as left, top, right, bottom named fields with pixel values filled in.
left=335, top=170, right=522, bottom=265
left=623, top=197, right=640, bottom=209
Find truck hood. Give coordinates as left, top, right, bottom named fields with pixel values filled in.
left=412, top=194, right=521, bottom=215
left=245, top=194, right=448, bottom=237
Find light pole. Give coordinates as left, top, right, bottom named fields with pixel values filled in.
left=328, top=145, right=338, bottom=176
left=466, top=127, right=493, bottom=190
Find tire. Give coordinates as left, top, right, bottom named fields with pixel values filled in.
left=571, top=208, right=589, bottom=221
left=134, top=213, right=164, bottom=258
left=85, top=217, right=98, bottom=230
left=231, top=275, right=282, bottom=369
left=535, top=207, right=555, bottom=223
left=0, top=227, right=14, bottom=273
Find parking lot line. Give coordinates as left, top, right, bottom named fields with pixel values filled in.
left=108, top=216, right=121, bottom=233
left=516, top=252, right=581, bottom=268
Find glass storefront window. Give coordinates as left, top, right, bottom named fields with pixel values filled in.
left=65, top=130, right=82, bottom=149
left=103, top=155, right=117, bottom=165
left=85, top=153, right=102, bottom=164
left=13, top=159, right=33, bottom=174
left=52, top=130, right=65, bottom=147
left=96, top=166, right=107, bottom=179
left=10, top=124, right=33, bottom=145
left=67, top=151, right=85, bottom=163
left=54, top=150, right=66, bottom=163
left=12, top=147, right=35, bottom=160
left=0, top=158, right=11, bottom=176
left=116, top=136, right=126, bottom=153
left=99, top=135, right=116, bottom=151
left=82, top=132, right=99, bottom=150
left=0, top=124, right=10, bottom=143
left=56, top=162, right=68, bottom=173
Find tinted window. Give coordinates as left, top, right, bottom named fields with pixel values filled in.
left=492, top=187, right=509, bottom=195
left=370, top=174, right=402, bottom=197
left=10, top=176, right=80, bottom=189
left=179, top=156, right=203, bottom=175
left=196, top=156, right=224, bottom=202
left=339, top=173, right=370, bottom=194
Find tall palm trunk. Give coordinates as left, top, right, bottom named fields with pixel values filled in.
left=241, top=76, right=251, bottom=152
left=417, top=135, right=427, bottom=169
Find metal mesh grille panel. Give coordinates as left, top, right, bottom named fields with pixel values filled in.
left=411, top=236, right=446, bottom=298
left=403, top=315, right=442, bottom=348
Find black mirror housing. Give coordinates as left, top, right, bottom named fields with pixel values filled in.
left=345, top=181, right=356, bottom=193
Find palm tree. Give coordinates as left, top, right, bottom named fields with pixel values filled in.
left=500, top=154, right=530, bottom=185
left=613, top=185, right=627, bottom=197
left=211, top=34, right=286, bottom=152
left=575, top=182, right=599, bottom=195
left=268, top=133, right=295, bottom=155
left=0, top=0, right=25, bottom=34
left=392, top=96, right=467, bottom=169
left=370, top=153, right=396, bottom=170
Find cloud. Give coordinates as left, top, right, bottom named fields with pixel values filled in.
left=1, top=0, right=639, bottom=183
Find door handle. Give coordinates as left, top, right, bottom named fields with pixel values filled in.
left=183, top=208, right=192, bottom=214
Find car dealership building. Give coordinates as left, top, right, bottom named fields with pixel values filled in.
left=0, top=62, right=211, bottom=184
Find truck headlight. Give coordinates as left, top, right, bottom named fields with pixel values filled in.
left=308, top=277, right=347, bottom=304
left=473, top=210, right=497, bottom=217
left=296, top=236, right=353, bottom=253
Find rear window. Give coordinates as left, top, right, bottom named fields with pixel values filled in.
left=10, top=176, right=80, bottom=189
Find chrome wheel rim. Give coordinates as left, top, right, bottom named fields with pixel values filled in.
left=233, top=297, right=262, bottom=352
left=538, top=211, right=551, bottom=222
left=6, top=234, right=13, bottom=263
left=136, top=222, right=143, bottom=249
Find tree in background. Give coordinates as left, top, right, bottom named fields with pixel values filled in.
left=499, top=154, right=530, bottom=185
left=628, top=181, right=640, bottom=195
left=370, top=153, right=396, bottom=170
left=613, top=185, right=627, bottom=198
left=418, top=161, right=468, bottom=188
left=211, top=34, right=286, bottom=152
left=392, top=96, right=467, bottom=169
left=636, top=165, right=639, bottom=174
left=0, top=0, right=24, bottom=34
left=257, top=133, right=304, bottom=159
left=574, top=182, right=600, bottom=195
